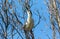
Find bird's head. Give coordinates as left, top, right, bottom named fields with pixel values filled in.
left=27, top=10, right=32, bottom=16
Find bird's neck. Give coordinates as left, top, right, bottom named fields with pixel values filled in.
left=28, top=13, right=31, bottom=18
left=27, top=10, right=32, bottom=22
left=27, top=10, right=32, bottom=18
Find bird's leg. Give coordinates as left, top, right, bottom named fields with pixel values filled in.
left=24, top=30, right=30, bottom=39
left=30, top=30, right=34, bottom=39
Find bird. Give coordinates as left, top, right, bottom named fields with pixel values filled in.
left=22, top=2, right=34, bottom=39
left=23, top=10, right=34, bottom=31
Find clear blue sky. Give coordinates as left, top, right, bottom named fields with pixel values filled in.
left=0, top=0, right=60, bottom=39
left=14, top=0, right=52, bottom=39
left=7, top=0, right=53, bottom=39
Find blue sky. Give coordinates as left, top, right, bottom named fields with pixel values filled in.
left=31, top=0, right=51, bottom=39
left=11, top=0, right=51, bottom=39
left=0, top=0, right=60, bottom=39
left=0, top=0, right=51, bottom=39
